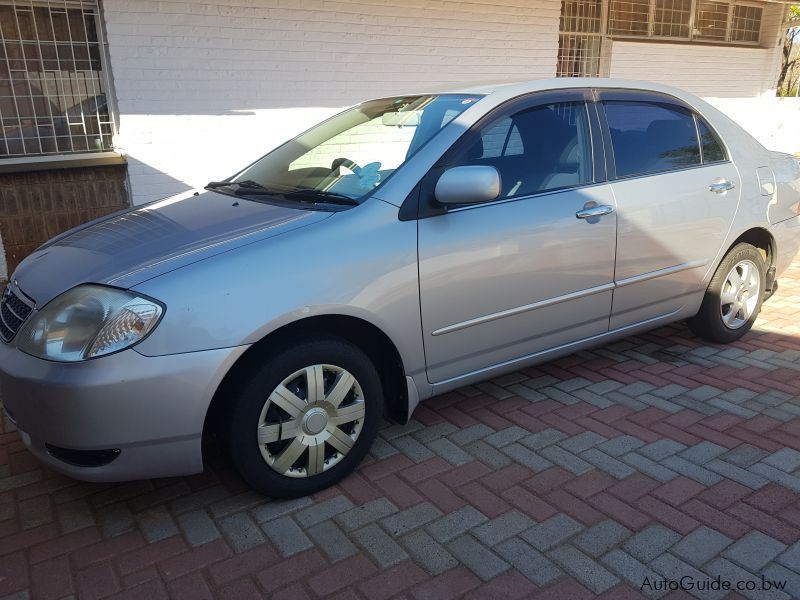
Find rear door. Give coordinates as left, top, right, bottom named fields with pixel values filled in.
left=597, top=90, right=740, bottom=330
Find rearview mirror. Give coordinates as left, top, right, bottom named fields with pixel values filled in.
left=382, top=111, right=420, bottom=127
left=434, top=165, right=501, bottom=205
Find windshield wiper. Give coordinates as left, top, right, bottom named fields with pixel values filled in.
left=206, top=180, right=358, bottom=206
left=282, top=189, right=359, bottom=206
left=205, top=179, right=267, bottom=191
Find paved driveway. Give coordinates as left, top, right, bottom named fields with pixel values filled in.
left=2, top=253, right=800, bottom=600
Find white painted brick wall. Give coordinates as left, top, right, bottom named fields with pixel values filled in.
left=609, top=40, right=800, bottom=153
left=609, top=41, right=779, bottom=98
left=102, top=0, right=791, bottom=204
left=102, top=0, right=562, bottom=204
left=708, top=97, right=800, bottom=155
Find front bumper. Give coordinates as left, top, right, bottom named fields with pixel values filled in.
left=0, top=342, right=248, bottom=481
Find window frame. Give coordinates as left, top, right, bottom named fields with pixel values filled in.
left=693, top=113, right=730, bottom=164
left=651, top=0, right=693, bottom=39
left=407, top=89, right=607, bottom=220
left=728, top=2, right=763, bottom=43
left=605, top=0, right=764, bottom=45
left=556, top=0, right=766, bottom=79
left=595, top=89, right=731, bottom=181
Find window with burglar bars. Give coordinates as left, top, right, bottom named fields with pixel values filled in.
left=558, top=0, right=766, bottom=77
left=729, top=3, right=763, bottom=42
left=608, top=0, right=650, bottom=35
left=652, top=0, right=693, bottom=38
left=0, top=0, right=114, bottom=158
left=695, top=0, right=731, bottom=39
left=557, top=0, right=604, bottom=77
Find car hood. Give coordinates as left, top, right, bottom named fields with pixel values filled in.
left=12, top=189, right=334, bottom=306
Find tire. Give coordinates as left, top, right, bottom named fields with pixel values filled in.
left=224, top=336, right=383, bottom=498
left=687, top=243, right=766, bottom=344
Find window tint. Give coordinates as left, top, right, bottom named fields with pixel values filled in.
left=455, top=102, right=593, bottom=199
left=697, top=118, right=726, bottom=163
left=480, top=118, right=524, bottom=158
left=604, top=101, right=700, bottom=177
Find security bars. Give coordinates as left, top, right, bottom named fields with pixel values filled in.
left=0, top=0, right=114, bottom=158
left=558, top=0, right=765, bottom=76
left=729, top=3, right=763, bottom=42
left=557, top=0, right=605, bottom=77
left=653, top=0, right=693, bottom=37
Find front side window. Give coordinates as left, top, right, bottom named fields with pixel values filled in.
left=232, top=94, right=481, bottom=201
left=452, top=101, right=594, bottom=199
left=478, top=117, right=524, bottom=158
left=604, top=101, right=700, bottom=177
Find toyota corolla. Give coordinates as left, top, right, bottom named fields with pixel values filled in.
left=1, top=78, right=798, bottom=498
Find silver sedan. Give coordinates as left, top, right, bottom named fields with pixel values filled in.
left=1, top=78, right=799, bottom=498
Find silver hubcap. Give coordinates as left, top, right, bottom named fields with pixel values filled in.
left=720, top=259, right=760, bottom=330
left=257, top=364, right=365, bottom=478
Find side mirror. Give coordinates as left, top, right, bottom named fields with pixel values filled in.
left=434, top=165, right=501, bottom=206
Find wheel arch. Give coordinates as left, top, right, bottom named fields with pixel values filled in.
left=729, top=227, right=776, bottom=267
left=203, top=314, right=409, bottom=440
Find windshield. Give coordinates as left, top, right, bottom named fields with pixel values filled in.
left=226, top=94, right=483, bottom=202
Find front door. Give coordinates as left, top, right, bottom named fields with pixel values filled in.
left=417, top=92, right=618, bottom=384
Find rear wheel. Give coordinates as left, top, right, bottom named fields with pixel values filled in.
left=224, top=337, right=383, bottom=498
left=687, top=243, right=766, bottom=343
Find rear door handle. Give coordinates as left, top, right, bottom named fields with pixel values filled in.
left=576, top=205, right=614, bottom=219
left=709, top=179, right=736, bottom=194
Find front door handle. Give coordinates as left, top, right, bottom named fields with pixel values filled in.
left=709, top=179, right=736, bottom=194
left=576, top=204, right=614, bottom=220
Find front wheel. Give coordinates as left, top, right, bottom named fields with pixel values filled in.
left=687, top=243, right=766, bottom=343
left=224, top=337, right=383, bottom=498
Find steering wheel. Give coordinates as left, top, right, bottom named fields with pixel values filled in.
left=330, top=157, right=382, bottom=190
left=331, top=157, right=362, bottom=174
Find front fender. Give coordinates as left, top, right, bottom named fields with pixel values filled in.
left=131, top=199, right=426, bottom=380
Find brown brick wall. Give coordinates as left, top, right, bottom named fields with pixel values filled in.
left=0, top=164, right=130, bottom=279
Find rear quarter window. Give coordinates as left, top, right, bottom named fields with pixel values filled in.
left=604, top=101, right=701, bottom=178
left=696, top=117, right=727, bottom=163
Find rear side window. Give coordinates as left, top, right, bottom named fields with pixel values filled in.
left=696, top=117, right=727, bottom=163
left=604, top=101, right=701, bottom=178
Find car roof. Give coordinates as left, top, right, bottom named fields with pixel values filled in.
left=413, top=77, right=697, bottom=102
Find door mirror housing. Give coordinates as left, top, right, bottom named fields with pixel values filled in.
left=434, top=165, right=501, bottom=206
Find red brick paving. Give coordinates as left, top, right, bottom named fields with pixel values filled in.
left=1, top=252, right=800, bottom=598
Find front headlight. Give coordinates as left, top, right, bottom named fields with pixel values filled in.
left=17, top=285, right=164, bottom=362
